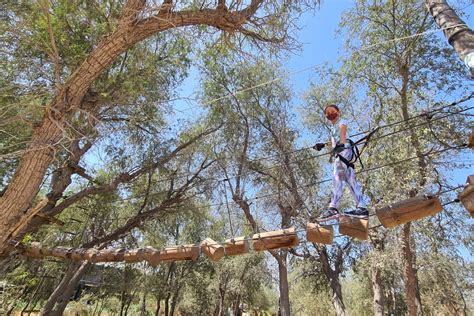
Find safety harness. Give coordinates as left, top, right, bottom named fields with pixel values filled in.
left=334, top=126, right=380, bottom=170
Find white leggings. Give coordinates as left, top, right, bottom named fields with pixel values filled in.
left=329, top=148, right=368, bottom=209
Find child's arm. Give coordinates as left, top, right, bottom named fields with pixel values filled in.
left=339, top=122, right=347, bottom=145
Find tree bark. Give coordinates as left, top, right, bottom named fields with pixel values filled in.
left=402, top=223, right=423, bottom=316
left=370, top=234, right=385, bottom=316
left=372, top=264, right=385, bottom=316
left=120, top=290, right=127, bottom=316
left=217, top=274, right=229, bottom=316
left=317, top=246, right=346, bottom=316
left=22, top=269, right=48, bottom=314
left=40, top=261, right=89, bottom=316
left=398, top=55, right=425, bottom=316
left=124, top=289, right=137, bottom=315
left=425, top=0, right=474, bottom=77
left=164, top=293, right=171, bottom=316
left=6, top=285, right=30, bottom=315
left=275, top=252, right=291, bottom=316
left=140, top=288, right=147, bottom=316
left=155, top=296, right=161, bottom=316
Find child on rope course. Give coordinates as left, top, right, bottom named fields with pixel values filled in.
left=313, top=104, right=369, bottom=221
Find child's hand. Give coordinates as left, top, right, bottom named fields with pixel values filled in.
left=313, top=143, right=326, bottom=151
left=333, top=143, right=346, bottom=154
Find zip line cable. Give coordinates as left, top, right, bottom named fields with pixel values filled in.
left=112, top=100, right=473, bottom=188
left=103, top=142, right=469, bottom=221
left=92, top=93, right=472, bottom=191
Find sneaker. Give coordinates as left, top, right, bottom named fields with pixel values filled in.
left=318, top=207, right=340, bottom=222
left=345, top=207, right=369, bottom=218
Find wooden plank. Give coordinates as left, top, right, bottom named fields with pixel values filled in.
left=159, top=245, right=200, bottom=262
left=142, top=247, right=161, bottom=265
left=306, top=223, right=333, bottom=244
left=93, top=248, right=126, bottom=262
left=200, top=238, right=225, bottom=262
left=124, top=248, right=145, bottom=263
left=70, top=249, right=85, bottom=261
left=50, top=246, right=74, bottom=260
left=376, top=195, right=443, bottom=228
left=83, top=248, right=99, bottom=262
left=459, top=175, right=474, bottom=217
left=223, top=237, right=249, bottom=256
left=252, top=227, right=299, bottom=251
left=339, top=216, right=368, bottom=240
left=27, top=242, right=45, bottom=258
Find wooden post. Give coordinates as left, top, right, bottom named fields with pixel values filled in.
left=200, top=238, right=225, bottom=262
left=339, top=216, right=368, bottom=240
left=376, top=195, right=443, bottom=228
left=306, top=223, right=333, bottom=244
left=159, top=245, right=200, bottom=262
left=252, top=227, right=299, bottom=252
left=459, top=175, right=474, bottom=217
left=223, top=237, right=249, bottom=256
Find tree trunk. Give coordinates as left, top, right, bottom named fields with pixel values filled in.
left=317, top=246, right=346, bottom=316
left=120, top=290, right=127, bottom=316
left=170, top=285, right=182, bottom=316
left=155, top=296, right=161, bottom=316
left=233, top=294, right=241, bottom=316
left=40, top=261, right=89, bottom=316
left=164, top=293, right=170, bottom=316
left=6, top=285, right=30, bottom=316
left=217, top=277, right=228, bottom=316
left=22, top=269, right=48, bottom=314
left=425, top=0, right=474, bottom=77
left=372, top=265, right=384, bottom=316
left=371, top=235, right=385, bottom=316
left=276, top=253, right=291, bottom=316
left=398, top=58, right=425, bottom=316
left=402, top=223, right=423, bottom=316
left=124, top=289, right=137, bottom=315
left=140, top=288, right=147, bottom=316
left=0, top=119, right=63, bottom=249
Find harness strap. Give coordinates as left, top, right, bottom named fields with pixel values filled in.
left=337, top=153, right=355, bottom=169
left=336, top=126, right=380, bottom=170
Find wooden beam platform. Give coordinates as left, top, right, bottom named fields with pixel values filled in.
left=200, top=238, right=225, bottom=262
left=459, top=175, right=474, bottom=217
left=339, top=216, right=368, bottom=240
left=252, top=227, right=299, bottom=251
left=376, top=194, right=443, bottom=228
left=306, top=223, right=333, bottom=244
left=223, top=237, right=249, bottom=256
